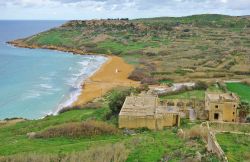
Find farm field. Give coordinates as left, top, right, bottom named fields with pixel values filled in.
left=226, top=83, right=250, bottom=103
left=160, top=90, right=205, bottom=100
left=216, top=133, right=250, bottom=162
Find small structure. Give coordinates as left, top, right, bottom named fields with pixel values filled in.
left=205, top=93, right=239, bottom=122
left=119, top=94, right=180, bottom=130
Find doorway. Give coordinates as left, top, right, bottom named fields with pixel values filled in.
left=214, top=113, right=219, bottom=120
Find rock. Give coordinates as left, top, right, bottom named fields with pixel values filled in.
left=195, top=151, right=202, bottom=162
left=123, top=128, right=136, bottom=135
left=177, top=128, right=184, bottom=138
left=27, top=132, right=37, bottom=139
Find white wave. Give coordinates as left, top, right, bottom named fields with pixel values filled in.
left=40, top=84, right=53, bottom=89
left=22, top=91, right=41, bottom=100
left=40, top=76, right=51, bottom=81
left=52, top=56, right=108, bottom=115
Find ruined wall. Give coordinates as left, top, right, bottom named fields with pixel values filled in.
left=207, top=131, right=228, bottom=162
left=162, top=99, right=206, bottom=120
left=156, top=114, right=178, bottom=129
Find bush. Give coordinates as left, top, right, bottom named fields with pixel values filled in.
left=128, top=68, right=146, bottom=81
left=141, top=77, right=158, bottom=85
left=135, top=84, right=149, bottom=93
left=108, top=88, right=132, bottom=115
left=194, top=81, right=208, bottom=90
left=34, top=120, right=118, bottom=138
left=183, top=126, right=208, bottom=141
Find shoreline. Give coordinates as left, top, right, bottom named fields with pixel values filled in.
left=73, top=55, right=140, bottom=106
left=54, top=55, right=108, bottom=113
left=8, top=40, right=140, bottom=111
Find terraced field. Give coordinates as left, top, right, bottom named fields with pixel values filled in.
left=10, top=14, right=250, bottom=83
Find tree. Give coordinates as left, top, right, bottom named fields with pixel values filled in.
left=238, top=102, right=250, bottom=122
left=108, top=88, right=132, bottom=115
left=195, top=81, right=208, bottom=90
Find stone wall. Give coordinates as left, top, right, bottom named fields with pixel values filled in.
left=119, top=113, right=180, bottom=130
left=207, top=131, right=228, bottom=162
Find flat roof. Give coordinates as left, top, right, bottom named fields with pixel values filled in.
left=119, top=96, right=179, bottom=117
left=206, top=93, right=238, bottom=102
left=119, top=96, right=157, bottom=116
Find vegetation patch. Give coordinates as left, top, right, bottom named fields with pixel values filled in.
left=160, top=90, right=205, bottom=100
left=226, top=83, right=250, bottom=103
left=34, top=120, right=118, bottom=138
left=0, top=142, right=129, bottom=162
left=216, top=133, right=250, bottom=162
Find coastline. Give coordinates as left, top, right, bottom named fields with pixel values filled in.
left=8, top=40, right=140, bottom=110
left=73, top=56, right=140, bottom=106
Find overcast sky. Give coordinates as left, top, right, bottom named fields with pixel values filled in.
left=1, top=0, right=250, bottom=20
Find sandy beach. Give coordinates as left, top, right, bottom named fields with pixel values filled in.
left=73, top=56, right=140, bottom=106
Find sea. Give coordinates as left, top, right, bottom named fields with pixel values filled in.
left=0, top=21, right=107, bottom=119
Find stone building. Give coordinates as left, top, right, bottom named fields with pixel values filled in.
left=205, top=93, right=239, bottom=122
left=119, top=95, right=180, bottom=130
left=119, top=92, right=240, bottom=130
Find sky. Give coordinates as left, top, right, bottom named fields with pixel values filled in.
left=0, top=0, right=250, bottom=20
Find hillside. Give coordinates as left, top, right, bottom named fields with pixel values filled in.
left=9, top=14, right=250, bottom=83
left=0, top=88, right=220, bottom=162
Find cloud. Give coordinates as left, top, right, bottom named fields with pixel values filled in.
left=0, top=0, right=249, bottom=20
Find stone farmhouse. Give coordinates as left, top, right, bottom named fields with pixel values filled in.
left=205, top=93, right=239, bottom=122
left=119, top=92, right=240, bottom=130
left=118, top=94, right=180, bottom=130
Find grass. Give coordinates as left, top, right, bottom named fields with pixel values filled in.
left=0, top=106, right=218, bottom=161
left=209, top=122, right=250, bottom=133
left=161, top=90, right=205, bottom=100
left=226, top=83, right=250, bottom=103
left=216, top=133, right=250, bottom=162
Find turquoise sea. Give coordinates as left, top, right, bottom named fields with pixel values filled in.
left=0, top=21, right=107, bottom=119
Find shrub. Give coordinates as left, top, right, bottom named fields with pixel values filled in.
left=34, top=120, right=118, bottom=138
left=128, top=67, right=146, bottom=81
left=108, top=88, right=132, bottom=115
left=135, top=84, right=149, bottom=93
left=141, top=77, right=158, bottom=85
left=183, top=29, right=190, bottom=32
left=194, top=81, right=208, bottom=90
left=182, top=126, right=208, bottom=141
left=58, top=106, right=82, bottom=114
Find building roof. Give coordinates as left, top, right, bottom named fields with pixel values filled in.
left=119, top=96, right=157, bottom=116
left=119, top=95, right=179, bottom=117
left=206, top=92, right=239, bottom=102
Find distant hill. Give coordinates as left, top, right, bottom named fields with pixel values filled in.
left=9, top=14, right=250, bottom=83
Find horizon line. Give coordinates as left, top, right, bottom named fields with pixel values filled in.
left=0, top=13, right=250, bottom=21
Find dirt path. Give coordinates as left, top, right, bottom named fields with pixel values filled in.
left=73, top=56, right=140, bottom=106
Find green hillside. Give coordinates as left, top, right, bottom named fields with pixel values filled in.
left=10, top=14, right=250, bottom=83
left=0, top=89, right=219, bottom=162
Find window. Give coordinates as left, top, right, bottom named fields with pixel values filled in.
left=233, top=112, right=235, bottom=115
left=215, top=105, right=219, bottom=108
left=234, top=105, right=236, bottom=108
left=214, top=113, right=219, bottom=120
left=232, top=119, right=234, bottom=122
